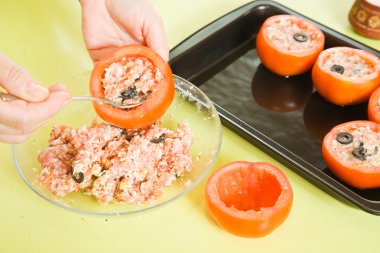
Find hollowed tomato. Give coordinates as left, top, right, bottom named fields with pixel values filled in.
left=368, top=86, right=380, bottom=124
left=90, top=45, right=174, bottom=129
left=205, top=161, right=293, bottom=238
left=256, top=14, right=324, bottom=76
left=312, top=47, right=380, bottom=106
left=322, top=120, right=380, bottom=189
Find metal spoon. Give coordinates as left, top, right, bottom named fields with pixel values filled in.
left=0, top=92, right=146, bottom=109
left=71, top=95, right=147, bottom=109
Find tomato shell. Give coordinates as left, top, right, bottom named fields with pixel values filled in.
left=322, top=120, right=380, bottom=189
left=312, top=47, right=380, bottom=106
left=205, top=161, right=293, bottom=238
left=368, top=86, right=380, bottom=124
left=90, top=45, right=175, bottom=129
left=256, top=15, right=325, bottom=76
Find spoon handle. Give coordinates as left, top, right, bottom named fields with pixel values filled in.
left=0, top=92, right=143, bottom=109
left=0, top=92, right=20, bottom=102
left=72, top=96, right=105, bottom=104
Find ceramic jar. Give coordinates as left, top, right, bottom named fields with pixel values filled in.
left=348, top=0, right=380, bottom=39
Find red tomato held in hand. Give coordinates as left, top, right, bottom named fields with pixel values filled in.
left=368, top=86, right=380, bottom=123
left=256, top=14, right=325, bottom=76
left=90, top=45, right=175, bottom=129
left=312, top=47, right=380, bottom=106
left=205, top=161, right=293, bottom=238
left=322, top=120, right=380, bottom=189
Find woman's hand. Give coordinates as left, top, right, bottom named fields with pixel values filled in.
left=0, top=53, right=71, bottom=143
left=80, top=0, right=168, bottom=62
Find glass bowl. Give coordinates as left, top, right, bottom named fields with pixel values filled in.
left=12, top=73, right=222, bottom=215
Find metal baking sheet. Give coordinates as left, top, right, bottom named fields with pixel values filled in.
left=169, top=0, right=380, bottom=215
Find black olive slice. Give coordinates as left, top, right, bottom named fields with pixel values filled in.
left=71, top=170, right=84, bottom=183
left=330, top=65, right=344, bottom=74
left=120, top=85, right=137, bottom=102
left=336, top=132, right=353, bottom=145
left=293, top=32, right=308, bottom=42
left=150, top=133, right=166, bottom=144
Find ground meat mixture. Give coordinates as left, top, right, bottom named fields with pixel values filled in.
left=331, top=125, right=380, bottom=168
left=264, top=17, right=322, bottom=51
left=321, top=49, right=376, bottom=78
left=102, top=57, right=162, bottom=106
left=38, top=122, right=193, bottom=204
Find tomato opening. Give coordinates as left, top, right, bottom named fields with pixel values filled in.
left=90, top=45, right=175, bottom=129
left=216, top=167, right=282, bottom=212
left=205, top=161, right=293, bottom=237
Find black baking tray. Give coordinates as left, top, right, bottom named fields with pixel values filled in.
left=169, top=0, right=380, bottom=215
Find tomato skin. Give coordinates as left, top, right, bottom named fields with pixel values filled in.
left=368, top=86, right=380, bottom=124
left=322, top=120, right=380, bottom=189
left=90, top=45, right=174, bottom=129
left=205, top=161, right=293, bottom=238
left=312, top=47, right=380, bottom=106
left=256, top=15, right=324, bottom=76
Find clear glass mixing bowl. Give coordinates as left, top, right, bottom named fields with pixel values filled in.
left=12, top=73, right=222, bottom=215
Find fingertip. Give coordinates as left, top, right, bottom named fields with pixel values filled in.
left=25, top=83, right=49, bottom=102
left=158, top=49, right=169, bottom=62
left=49, top=83, right=69, bottom=92
left=145, top=26, right=169, bottom=62
left=150, top=44, right=169, bottom=62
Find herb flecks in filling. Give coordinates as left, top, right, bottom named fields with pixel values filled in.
left=150, top=133, right=166, bottom=144
left=352, top=142, right=379, bottom=161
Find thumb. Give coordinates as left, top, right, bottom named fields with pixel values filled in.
left=145, top=23, right=169, bottom=62
left=0, top=52, right=49, bottom=102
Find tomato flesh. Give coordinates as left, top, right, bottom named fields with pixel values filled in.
left=217, top=167, right=282, bottom=212
left=206, top=161, right=293, bottom=238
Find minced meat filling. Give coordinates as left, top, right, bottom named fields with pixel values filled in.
left=331, top=126, right=380, bottom=168
left=264, top=18, right=322, bottom=51
left=321, top=50, right=375, bottom=78
left=102, top=57, right=162, bottom=106
left=38, top=122, right=193, bottom=204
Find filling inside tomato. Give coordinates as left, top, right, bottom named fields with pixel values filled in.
left=102, top=56, right=162, bottom=106
left=264, top=17, right=322, bottom=51
left=321, top=49, right=375, bottom=78
left=216, top=167, right=282, bottom=212
left=331, top=125, right=380, bottom=168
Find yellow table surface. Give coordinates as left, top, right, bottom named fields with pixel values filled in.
left=1, top=0, right=379, bottom=252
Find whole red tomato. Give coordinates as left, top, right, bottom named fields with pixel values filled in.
left=90, top=45, right=174, bottom=129
left=322, top=120, right=380, bottom=189
left=256, top=15, right=324, bottom=76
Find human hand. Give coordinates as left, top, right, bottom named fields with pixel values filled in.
left=0, top=53, right=71, bottom=143
left=80, top=0, right=169, bottom=62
